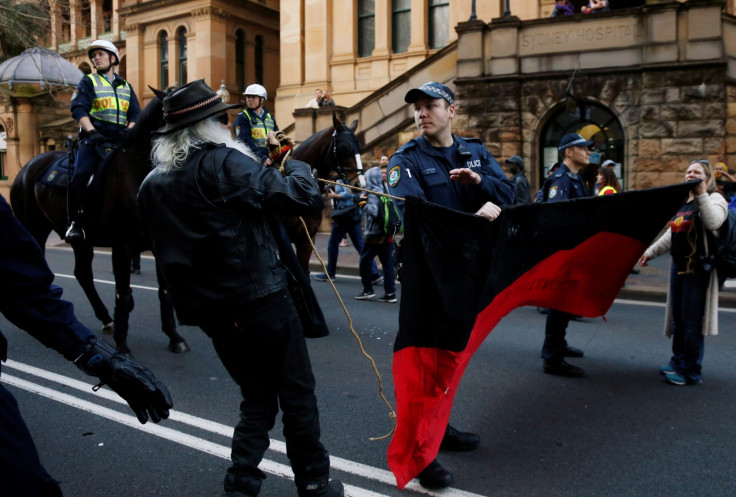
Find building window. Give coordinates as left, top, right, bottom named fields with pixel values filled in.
left=255, top=36, right=264, bottom=85
left=159, top=31, right=168, bottom=89
left=177, top=27, right=188, bottom=86
left=358, top=0, right=375, bottom=58
left=236, top=29, right=246, bottom=92
left=429, top=0, right=449, bottom=49
left=392, top=0, right=411, bottom=54
left=103, top=0, right=112, bottom=32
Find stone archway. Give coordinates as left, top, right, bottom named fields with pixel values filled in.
left=538, top=100, right=625, bottom=193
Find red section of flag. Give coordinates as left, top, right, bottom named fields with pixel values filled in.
left=388, top=232, right=647, bottom=489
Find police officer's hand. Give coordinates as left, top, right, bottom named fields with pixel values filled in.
left=75, top=337, right=173, bottom=424
left=475, top=201, right=501, bottom=221
left=449, top=168, right=481, bottom=185
left=85, top=129, right=106, bottom=146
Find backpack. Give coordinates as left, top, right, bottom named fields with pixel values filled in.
left=367, top=195, right=403, bottom=243
left=712, top=209, right=736, bottom=279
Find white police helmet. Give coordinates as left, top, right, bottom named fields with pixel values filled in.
left=87, top=39, right=120, bottom=66
left=243, top=84, right=267, bottom=100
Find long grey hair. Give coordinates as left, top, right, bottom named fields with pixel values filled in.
left=151, top=116, right=258, bottom=172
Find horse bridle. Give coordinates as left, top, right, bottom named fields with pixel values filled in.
left=331, top=128, right=365, bottom=186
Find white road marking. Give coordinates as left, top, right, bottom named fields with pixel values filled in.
left=2, top=360, right=488, bottom=497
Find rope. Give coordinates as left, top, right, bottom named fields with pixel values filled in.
left=297, top=215, right=397, bottom=441
left=319, top=177, right=406, bottom=203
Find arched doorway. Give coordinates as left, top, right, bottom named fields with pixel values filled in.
left=539, top=100, right=625, bottom=193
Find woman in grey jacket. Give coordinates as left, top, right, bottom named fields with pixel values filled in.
left=639, top=159, right=728, bottom=386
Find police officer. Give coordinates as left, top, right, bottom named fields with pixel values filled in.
left=233, top=83, right=279, bottom=165
left=539, top=132, right=593, bottom=377
left=387, top=81, right=514, bottom=490
left=0, top=195, right=172, bottom=496
left=66, top=39, right=141, bottom=242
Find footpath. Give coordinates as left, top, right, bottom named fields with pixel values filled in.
left=306, top=232, right=736, bottom=308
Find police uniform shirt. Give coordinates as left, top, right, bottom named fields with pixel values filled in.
left=70, top=72, right=141, bottom=136
left=543, top=163, right=589, bottom=202
left=387, top=134, right=514, bottom=216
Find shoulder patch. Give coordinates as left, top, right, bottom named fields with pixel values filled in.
left=388, top=165, right=401, bottom=188
left=71, top=90, right=78, bottom=101
left=548, top=185, right=558, bottom=199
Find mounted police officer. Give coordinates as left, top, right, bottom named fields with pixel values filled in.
left=539, top=132, right=594, bottom=377
left=66, top=39, right=141, bottom=242
left=387, top=81, right=515, bottom=490
left=233, top=83, right=278, bottom=165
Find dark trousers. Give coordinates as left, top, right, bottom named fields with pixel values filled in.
left=201, top=289, right=328, bottom=481
left=68, top=139, right=98, bottom=216
left=669, top=262, right=709, bottom=382
left=0, top=383, right=63, bottom=497
left=359, top=241, right=396, bottom=295
left=326, top=221, right=378, bottom=278
left=542, top=309, right=574, bottom=362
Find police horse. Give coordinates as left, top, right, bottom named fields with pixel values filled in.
left=10, top=89, right=189, bottom=355
left=287, top=113, right=364, bottom=272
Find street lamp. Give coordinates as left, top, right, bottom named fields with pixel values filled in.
left=469, top=0, right=477, bottom=21
left=503, top=0, right=511, bottom=17
left=216, top=80, right=230, bottom=103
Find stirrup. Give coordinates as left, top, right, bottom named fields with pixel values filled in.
left=64, top=221, right=85, bottom=242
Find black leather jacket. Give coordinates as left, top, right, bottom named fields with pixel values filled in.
left=138, top=144, right=323, bottom=326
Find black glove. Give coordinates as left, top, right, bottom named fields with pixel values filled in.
left=84, top=129, right=106, bottom=146
left=75, top=338, right=173, bottom=424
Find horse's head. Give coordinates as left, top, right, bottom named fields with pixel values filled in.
left=331, top=114, right=365, bottom=187
left=122, top=87, right=169, bottom=152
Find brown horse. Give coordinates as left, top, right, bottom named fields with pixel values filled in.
left=9, top=89, right=189, bottom=355
left=287, top=113, right=364, bottom=272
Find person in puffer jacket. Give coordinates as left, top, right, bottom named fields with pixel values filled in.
left=355, top=163, right=398, bottom=303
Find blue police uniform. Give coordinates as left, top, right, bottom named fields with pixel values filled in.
left=67, top=72, right=141, bottom=239
left=540, top=162, right=590, bottom=365
left=387, top=134, right=515, bottom=216
left=541, top=163, right=588, bottom=202
left=0, top=195, right=94, bottom=496
left=233, top=108, right=278, bottom=163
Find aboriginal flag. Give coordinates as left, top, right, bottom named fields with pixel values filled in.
left=387, top=182, right=692, bottom=489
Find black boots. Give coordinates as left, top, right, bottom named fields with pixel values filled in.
left=295, top=477, right=344, bottom=497
left=221, top=474, right=262, bottom=497
left=418, top=459, right=454, bottom=490
left=440, top=424, right=481, bottom=452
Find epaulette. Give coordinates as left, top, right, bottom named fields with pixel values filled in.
left=395, top=139, right=418, bottom=154
left=461, top=136, right=483, bottom=144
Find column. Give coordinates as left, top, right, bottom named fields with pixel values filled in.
left=90, top=0, right=103, bottom=38
left=304, top=0, right=331, bottom=85
left=279, top=0, right=304, bottom=87
left=407, top=0, right=427, bottom=53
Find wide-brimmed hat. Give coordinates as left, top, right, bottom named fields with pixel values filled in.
left=404, top=82, right=455, bottom=105
left=154, top=79, right=241, bottom=135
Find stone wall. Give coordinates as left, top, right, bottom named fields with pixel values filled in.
left=454, top=61, right=730, bottom=192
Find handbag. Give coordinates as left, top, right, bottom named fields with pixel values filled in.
left=330, top=203, right=362, bottom=227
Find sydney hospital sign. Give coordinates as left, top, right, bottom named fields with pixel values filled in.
left=520, top=19, right=641, bottom=53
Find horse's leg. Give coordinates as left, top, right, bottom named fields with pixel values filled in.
left=155, top=260, right=190, bottom=353
left=111, top=244, right=134, bottom=355
left=72, top=242, right=114, bottom=334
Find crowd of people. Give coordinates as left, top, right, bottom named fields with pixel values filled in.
left=4, top=35, right=735, bottom=496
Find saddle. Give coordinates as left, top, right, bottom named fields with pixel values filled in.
left=39, top=138, right=117, bottom=190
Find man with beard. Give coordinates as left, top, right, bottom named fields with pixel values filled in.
left=138, top=79, right=342, bottom=497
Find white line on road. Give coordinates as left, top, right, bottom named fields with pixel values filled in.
left=2, top=360, right=488, bottom=497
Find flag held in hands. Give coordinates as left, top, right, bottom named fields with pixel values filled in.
left=387, top=182, right=693, bottom=489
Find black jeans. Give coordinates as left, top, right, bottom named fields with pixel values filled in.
left=668, top=262, right=709, bottom=382
left=202, top=289, right=328, bottom=482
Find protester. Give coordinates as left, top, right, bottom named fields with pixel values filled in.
left=714, top=162, right=736, bottom=202
left=582, top=0, right=610, bottom=13
left=313, top=180, right=381, bottom=284
left=387, top=81, right=514, bottom=490
left=596, top=167, right=621, bottom=195
left=233, top=83, right=278, bottom=165
left=66, top=39, right=140, bottom=242
left=639, top=159, right=728, bottom=386
left=506, top=154, right=532, bottom=204
left=0, top=195, right=172, bottom=496
left=355, top=164, right=398, bottom=302
left=138, top=79, right=343, bottom=497
left=538, top=133, right=593, bottom=377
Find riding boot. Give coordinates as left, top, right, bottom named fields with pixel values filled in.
left=221, top=474, right=262, bottom=497
left=65, top=191, right=86, bottom=243
left=294, top=458, right=344, bottom=497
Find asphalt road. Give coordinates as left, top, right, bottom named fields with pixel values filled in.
left=2, top=247, right=736, bottom=497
